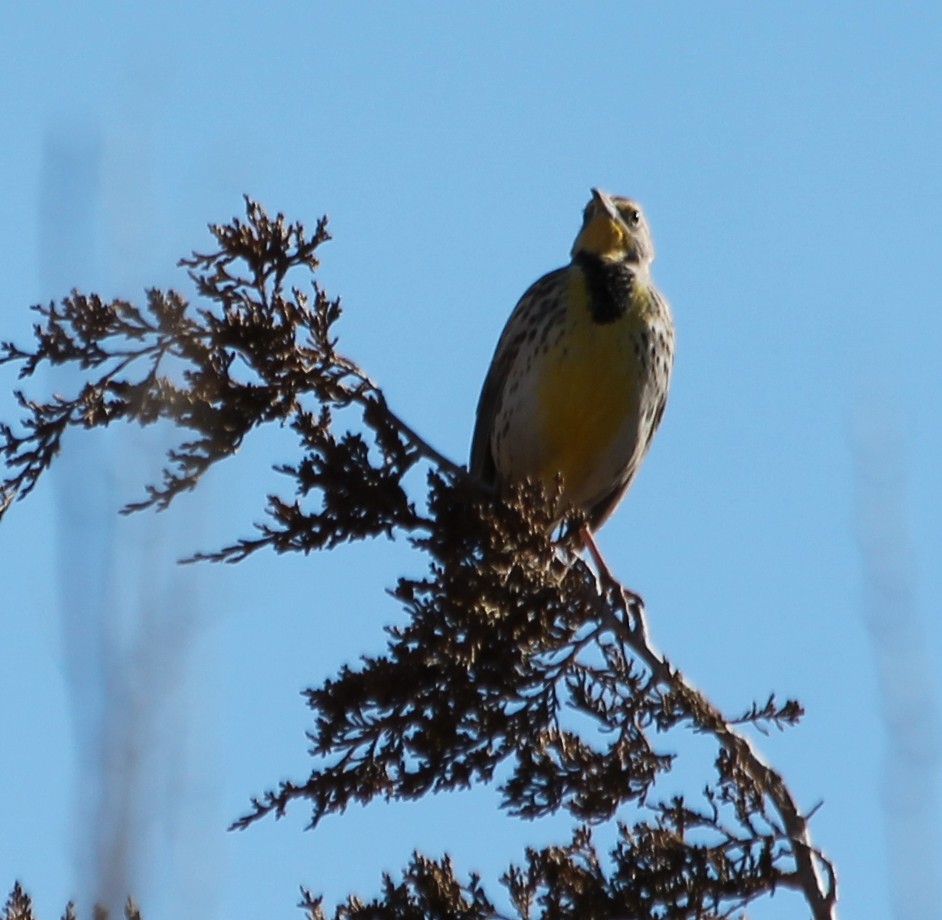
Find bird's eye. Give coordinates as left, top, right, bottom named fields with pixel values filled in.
left=625, top=208, right=642, bottom=228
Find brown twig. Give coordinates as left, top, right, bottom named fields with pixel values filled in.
left=602, top=585, right=839, bottom=919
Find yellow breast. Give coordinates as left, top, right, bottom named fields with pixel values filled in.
left=533, top=271, right=644, bottom=503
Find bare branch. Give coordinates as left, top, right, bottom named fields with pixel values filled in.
left=599, top=586, right=838, bottom=919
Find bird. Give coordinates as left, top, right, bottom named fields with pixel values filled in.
left=470, top=188, right=674, bottom=580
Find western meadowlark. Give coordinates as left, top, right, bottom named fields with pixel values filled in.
left=470, top=188, right=674, bottom=575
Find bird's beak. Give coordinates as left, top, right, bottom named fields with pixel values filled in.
left=590, top=187, right=621, bottom=223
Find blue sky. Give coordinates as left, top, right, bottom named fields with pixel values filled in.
left=1, top=3, right=940, bottom=918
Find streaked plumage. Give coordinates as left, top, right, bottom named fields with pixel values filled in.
left=470, top=189, right=674, bottom=536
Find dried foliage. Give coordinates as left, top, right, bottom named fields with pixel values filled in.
left=1, top=885, right=140, bottom=920
left=1, top=200, right=837, bottom=918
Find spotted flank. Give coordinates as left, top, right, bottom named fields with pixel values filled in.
left=470, top=189, right=674, bottom=532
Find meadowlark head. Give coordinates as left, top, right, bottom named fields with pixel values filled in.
left=571, top=188, right=654, bottom=267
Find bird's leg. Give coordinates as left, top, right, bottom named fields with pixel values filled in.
left=580, top=524, right=644, bottom=606
left=581, top=524, right=614, bottom=581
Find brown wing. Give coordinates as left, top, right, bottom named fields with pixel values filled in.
left=469, top=267, right=568, bottom=485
